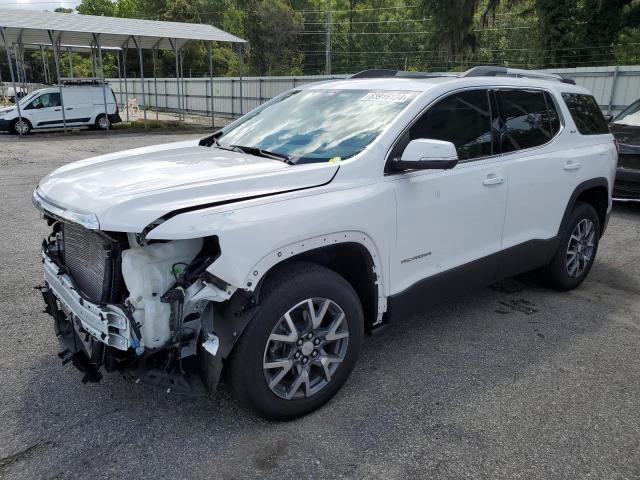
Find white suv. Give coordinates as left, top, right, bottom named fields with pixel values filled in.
left=33, top=67, right=617, bottom=419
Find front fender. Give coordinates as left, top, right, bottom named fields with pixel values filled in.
left=146, top=182, right=394, bottom=298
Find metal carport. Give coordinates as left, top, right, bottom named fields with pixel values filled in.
left=0, top=8, right=245, bottom=134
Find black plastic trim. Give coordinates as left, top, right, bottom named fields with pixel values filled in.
left=36, top=117, right=90, bottom=126
left=386, top=236, right=560, bottom=322
left=558, top=177, right=609, bottom=236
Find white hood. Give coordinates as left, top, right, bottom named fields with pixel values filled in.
left=36, top=139, right=338, bottom=232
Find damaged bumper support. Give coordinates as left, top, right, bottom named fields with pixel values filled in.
left=43, top=254, right=132, bottom=350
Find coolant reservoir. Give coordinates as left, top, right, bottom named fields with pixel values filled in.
left=121, top=238, right=203, bottom=349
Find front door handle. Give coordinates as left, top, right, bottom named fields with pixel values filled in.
left=564, top=161, right=581, bottom=171
left=66, top=107, right=73, bottom=110
left=54, top=108, right=61, bottom=111
left=483, top=174, right=504, bottom=186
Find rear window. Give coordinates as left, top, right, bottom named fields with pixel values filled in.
left=561, top=93, right=609, bottom=135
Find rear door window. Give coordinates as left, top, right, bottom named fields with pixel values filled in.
left=495, top=89, right=556, bottom=153
left=561, top=93, right=609, bottom=135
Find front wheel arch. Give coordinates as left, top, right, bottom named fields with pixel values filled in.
left=250, top=238, right=383, bottom=331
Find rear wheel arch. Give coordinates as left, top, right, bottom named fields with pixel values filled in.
left=559, top=178, right=609, bottom=236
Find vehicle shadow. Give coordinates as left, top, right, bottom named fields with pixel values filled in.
left=7, top=263, right=634, bottom=479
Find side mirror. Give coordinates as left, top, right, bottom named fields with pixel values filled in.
left=604, top=114, right=613, bottom=124
left=392, top=139, right=459, bottom=171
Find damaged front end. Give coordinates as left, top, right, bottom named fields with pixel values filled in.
left=38, top=216, right=255, bottom=396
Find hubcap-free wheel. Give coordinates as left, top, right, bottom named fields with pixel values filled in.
left=263, top=298, right=349, bottom=400
left=566, top=218, right=595, bottom=277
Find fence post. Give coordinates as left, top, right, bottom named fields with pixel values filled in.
left=607, top=66, right=620, bottom=115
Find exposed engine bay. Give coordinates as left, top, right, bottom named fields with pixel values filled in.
left=38, top=217, right=256, bottom=394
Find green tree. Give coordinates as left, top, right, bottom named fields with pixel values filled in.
left=76, top=0, right=117, bottom=16
left=244, top=0, right=305, bottom=75
left=421, top=0, right=479, bottom=57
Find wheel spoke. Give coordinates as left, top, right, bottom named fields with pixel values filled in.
left=287, top=368, right=310, bottom=399
left=325, top=313, right=348, bottom=342
left=268, top=360, right=293, bottom=389
left=312, top=299, right=331, bottom=329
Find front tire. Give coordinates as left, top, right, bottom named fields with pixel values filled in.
left=10, top=118, right=31, bottom=135
left=543, top=201, right=600, bottom=290
left=228, top=262, right=364, bottom=420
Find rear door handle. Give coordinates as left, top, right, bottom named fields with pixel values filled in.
left=483, top=174, right=504, bottom=186
left=564, top=161, right=581, bottom=171
left=53, top=108, right=61, bottom=111
left=66, top=107, right=73, bottom=110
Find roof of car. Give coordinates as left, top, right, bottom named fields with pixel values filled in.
left=303, top=75, right=590, bottom=95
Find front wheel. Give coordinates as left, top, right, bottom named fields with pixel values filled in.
left=543, top=201, right=600, bottom=290
left=228, top=262, right=364, bottom=420
left=10, top=118, right=31, bottom=135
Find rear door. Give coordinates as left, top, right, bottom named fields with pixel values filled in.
left=496, top=88, right=576, bottom=272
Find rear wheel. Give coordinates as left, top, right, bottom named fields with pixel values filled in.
left=95, top=114, right=109, bottom=130
left=543, top=201, right=600, bottom=290
left=228, top=262, right=364, bottom=420
left=10, top=118, right=31, bottom=135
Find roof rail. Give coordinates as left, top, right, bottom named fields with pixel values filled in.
left=462, top=66, right=576, bottom=85
left=350, top=69, right=459, bottom=79
left=59, top=77, right=106, bottom=86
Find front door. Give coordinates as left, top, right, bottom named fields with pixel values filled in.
left=388, top=89, right=508, bottom=298
left=25, top=92, right=62, bottom=128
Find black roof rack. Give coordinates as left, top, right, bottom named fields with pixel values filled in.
left=462, top=66, right=576, bottom=85
left=59, top=77, right=107, bottom=86
left=350, top=69, right=459, bottom=79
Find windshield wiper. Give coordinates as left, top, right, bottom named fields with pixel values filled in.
left=230, top=145, right=292, bottom=164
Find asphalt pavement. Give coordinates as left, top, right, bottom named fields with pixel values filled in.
left=1, top=130, right=639, bottom=479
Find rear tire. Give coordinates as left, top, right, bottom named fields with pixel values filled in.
left=228, top=261, right=364, bottom=420
left=543, top=201, right=600, bottom=291
left=10, top=118, right=31, bottom=135
left=95, top=114, right=109, bottom=130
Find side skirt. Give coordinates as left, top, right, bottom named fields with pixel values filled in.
left=385, top=236, right=560, bottom=322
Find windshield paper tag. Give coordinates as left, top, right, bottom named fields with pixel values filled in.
left=360, top=92, right=412, bottom=103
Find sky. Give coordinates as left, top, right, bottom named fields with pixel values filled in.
left=0, top=0, right=82, bottom=11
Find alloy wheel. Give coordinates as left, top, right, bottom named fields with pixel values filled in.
left=263, top=298, right=349, bottom=400
left=566, top=218, right=595, bottom=277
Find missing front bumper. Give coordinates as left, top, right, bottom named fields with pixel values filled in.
left=42, top=254, right=132, bottom=350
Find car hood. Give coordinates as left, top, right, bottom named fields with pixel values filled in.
left=610, top=124, right=640, bottom=146
left=36, top=139, right=338, bottom=232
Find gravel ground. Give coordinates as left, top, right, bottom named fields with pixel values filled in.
left=1, top=130, right=639, bottom=480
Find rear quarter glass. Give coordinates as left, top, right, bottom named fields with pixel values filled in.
left=561, top=93, right=609, bottom=135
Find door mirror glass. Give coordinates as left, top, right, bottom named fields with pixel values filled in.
left=393, top=139, right=459, bottom=171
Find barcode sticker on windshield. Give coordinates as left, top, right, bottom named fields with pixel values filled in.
left=360, top=92, right=412, bottom=103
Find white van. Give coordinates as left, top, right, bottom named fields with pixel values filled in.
left=0, top=83, right=121, bottom=134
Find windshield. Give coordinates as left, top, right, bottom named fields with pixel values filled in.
left=613, top=100, right=640, bottom=127
left=217, top=89, right=418, bottom=163
left=17, top=91, right=39, bottom=107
